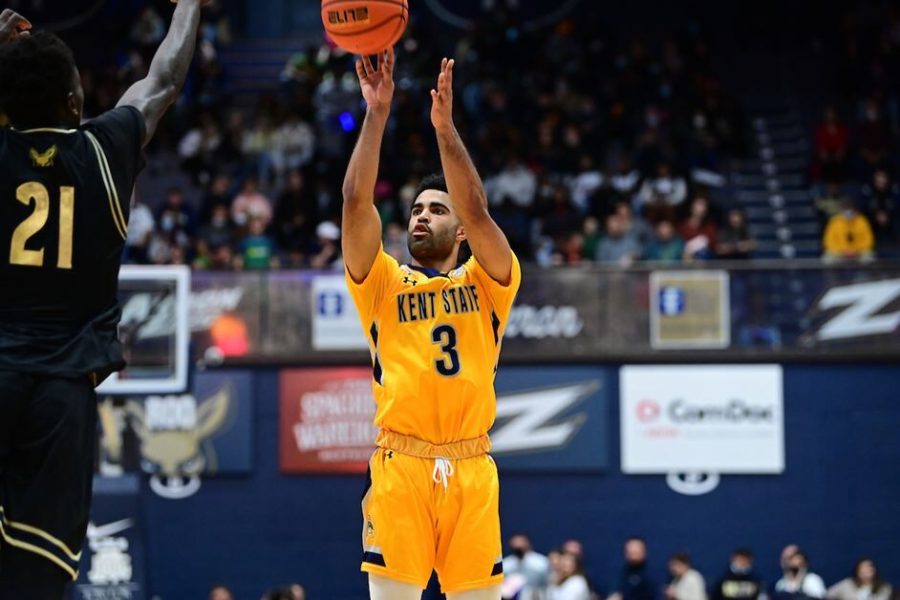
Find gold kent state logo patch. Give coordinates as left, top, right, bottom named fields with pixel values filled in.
left=30, top=145, right=58, bottom=168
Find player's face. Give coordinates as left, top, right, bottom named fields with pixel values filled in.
left=408, top=190, right=464, bottom=262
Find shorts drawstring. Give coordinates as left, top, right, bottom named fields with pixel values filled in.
left=432, top=457, right=454, bottom=490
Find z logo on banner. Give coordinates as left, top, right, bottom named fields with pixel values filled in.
left=491, top=382, right=598, bottom=454
left=815, top=279, right=900, bottom=341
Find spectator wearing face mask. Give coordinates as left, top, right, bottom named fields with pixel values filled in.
left=157, top=187, right=196, bottom=238
left=502, top=533, right=550, bottom=600
left=780, top=547, right=799, bottom=576
left=194, top=205, right=234, bottom=269
left=609, top=537, right=658, bottom=600
left=712, top=548, right=766, bottom=600
left=232, top=176, right=274, bottom=229
left=149, top=188, right=194, bottom=265
left=773, top=551, right=826, bottom=600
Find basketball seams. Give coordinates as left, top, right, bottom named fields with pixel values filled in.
left=386, top=11, right=406, bottom=47
left=322, top=0, right=407, bottom=7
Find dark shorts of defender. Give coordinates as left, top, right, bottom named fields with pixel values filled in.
left=0, top=370, right=98, bottom=599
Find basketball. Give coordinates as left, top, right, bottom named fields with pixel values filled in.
left=321, top=0, right=409, bottom=55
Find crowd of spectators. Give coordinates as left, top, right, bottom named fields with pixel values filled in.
left=52, top=1, right=758, bottom=271
left=14, top=2, right=900, bottom=267
left=501, top=535, right=895, bottom=600
left=203, top=538, right=895, bottom=600
left=209, top=581, right=305, bottom=600
left=813, top=5, right=900, bottom=260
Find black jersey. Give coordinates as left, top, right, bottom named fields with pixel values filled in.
left=0, top=106, right=145, bottom=378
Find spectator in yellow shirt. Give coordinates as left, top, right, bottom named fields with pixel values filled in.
left=822, top=201, right=875, bottom=263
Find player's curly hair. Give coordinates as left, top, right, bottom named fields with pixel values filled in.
left=413, top=173, right=449, bottom=203
left=0, top=31, right=78, bottom=128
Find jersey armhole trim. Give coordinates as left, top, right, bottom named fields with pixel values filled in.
left=84, top=131, right=128, bottom=240
left=468, top=256, right=518, bottom=288
left=12, top=127, right=78, bottom=134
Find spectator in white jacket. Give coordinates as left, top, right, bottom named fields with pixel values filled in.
left=633, top=162, right=687, bottom=222
left=666, top=553, right=707, bottom=600
left=549, top=551, right=591, bottom=600
left=485, top=154, right=537, bottom=208
left=827, top=559, right=892, bottom=600
left=274, top=112, right=315, bottom=185
left=503, top=533, right=550, bottom=600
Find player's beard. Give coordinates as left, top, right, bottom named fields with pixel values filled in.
left=408, top=226, right=458, bottom=263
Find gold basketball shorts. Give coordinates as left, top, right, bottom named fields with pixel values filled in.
left=360, top=432, right=503, bottom=593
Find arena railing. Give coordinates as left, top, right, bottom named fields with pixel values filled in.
left=178, top=260, right=900, bottom=366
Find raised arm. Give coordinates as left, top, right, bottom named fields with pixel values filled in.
left=116, top=0, right=206, bottom=146
left=430, top=58, right=513, bottom=284
left=342, top=49, right=395, bottom=282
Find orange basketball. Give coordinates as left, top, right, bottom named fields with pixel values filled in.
left=321, top=0, right=409, bottom=55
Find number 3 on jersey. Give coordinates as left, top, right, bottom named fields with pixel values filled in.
left=431, top=324, right=460, bottom=376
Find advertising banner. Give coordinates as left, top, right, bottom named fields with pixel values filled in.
left=311, top=274, right=369, bottom=351
left=279, top=366, right=610, bottom=473
left=650, top=270, right=730, bottom=349
left=96, top=370, right=255, bottom=500
left=73, top=476, right=147, bottom=600
left=620, top=365, right=784, bottom=473
left=280, top=368, right=378, bottom=474
left=492, top=367, right=610, bottom=472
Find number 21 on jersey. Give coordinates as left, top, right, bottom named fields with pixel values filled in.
left=11, top=182, right=75, bottom=269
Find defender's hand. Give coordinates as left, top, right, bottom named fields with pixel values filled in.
left=430, top=57, right=455, bottom=132
left=355, top=48, right=395, bottom=110
left=0, top=9, right=31, bottom=45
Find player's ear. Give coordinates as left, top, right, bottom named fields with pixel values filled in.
left=66, top=92, right=79, bottom=118
left=456, top=225, right=467, bottom=242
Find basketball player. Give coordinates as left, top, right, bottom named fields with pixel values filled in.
left=0, top=3, right=205, bottom=597
left=342, top=48, right=520, bottom=600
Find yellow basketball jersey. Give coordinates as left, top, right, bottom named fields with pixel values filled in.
left=346, top=249, right=521, bottom=445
